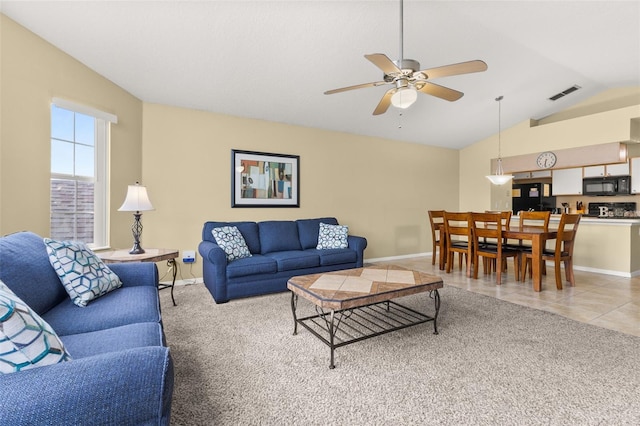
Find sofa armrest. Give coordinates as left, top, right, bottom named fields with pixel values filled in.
left=199, top=241, right=230, bottom=302
left=108, top=262, right=159, bottom=288
left=348, top=235, right=368, bottom=267
left=198, top=240, right=227, bottom=265
left=0, top=346, right=173, bottom=425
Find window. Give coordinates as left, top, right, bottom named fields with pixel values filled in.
left=50, top=99, right=117, bottom=248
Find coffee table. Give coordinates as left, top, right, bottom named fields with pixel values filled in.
left=287, top=264, right=443, bottom=369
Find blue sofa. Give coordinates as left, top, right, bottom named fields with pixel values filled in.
left=199, top=217, right=367, bottom=303
left=0, top=232, right=174, bottom=425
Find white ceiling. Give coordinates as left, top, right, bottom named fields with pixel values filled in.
left=2, top=0, right=639, bottom=149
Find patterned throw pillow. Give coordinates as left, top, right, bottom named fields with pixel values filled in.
left=44, top=239, right=122, bottom=307
left=0, top=279, right=71, bottom=374
left=316, top=223, right=349, bottom=250
left=212, top=226, right=252, bottom=262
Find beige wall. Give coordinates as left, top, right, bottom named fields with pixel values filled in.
left=460, top=89, right=640, bottom=212
left=141, top=104, right=460, bottom=276
left=0, top=15, right=143, bottom=248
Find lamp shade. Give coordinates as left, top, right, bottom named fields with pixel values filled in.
left=118, top=183, right=154, bottom=212
left=391, top=87, right=418, bottom=109
left=485, top=174, right=513, bottom=185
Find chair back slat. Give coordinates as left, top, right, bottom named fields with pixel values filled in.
left=443, top=212, right=471, bottom=241
left=471, top=212, right=502, bottom=246
left=519, top=210, right=551, bottom=231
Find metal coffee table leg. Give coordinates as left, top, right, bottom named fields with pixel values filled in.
left=290, top=292, right=298, bottom=335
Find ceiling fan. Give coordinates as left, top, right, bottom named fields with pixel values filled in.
left=324, top=0, right=488, bottom=115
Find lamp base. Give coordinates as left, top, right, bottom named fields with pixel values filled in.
left=129, top=242, right=145, bottom=255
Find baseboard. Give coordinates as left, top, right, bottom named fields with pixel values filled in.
left=365, top=252, right=431, bottom=263
left=159, top=278, right=204, bottom=286
left=572, top=265, right=638, bottom=278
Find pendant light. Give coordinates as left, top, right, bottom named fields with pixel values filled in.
left=485, top=95, right=513, bottom=185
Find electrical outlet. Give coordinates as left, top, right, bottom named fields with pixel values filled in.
left=182, top=250, right=196, bottom=263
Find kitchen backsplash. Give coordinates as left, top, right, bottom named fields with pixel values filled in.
left=555, top=194, right=637, bottom=213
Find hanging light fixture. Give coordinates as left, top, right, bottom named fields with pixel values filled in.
left=485, top=95, right=513, bottom=185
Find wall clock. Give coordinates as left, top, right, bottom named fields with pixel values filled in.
left=536, top=151, right=557, bottom=169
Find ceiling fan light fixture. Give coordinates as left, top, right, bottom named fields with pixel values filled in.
left=391, top=87, right=418, bottom=109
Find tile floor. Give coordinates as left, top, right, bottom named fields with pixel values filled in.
left=373, top=255, right=640, bottom=337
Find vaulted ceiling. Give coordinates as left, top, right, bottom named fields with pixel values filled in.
left=2, top=1, right=639, bottom=148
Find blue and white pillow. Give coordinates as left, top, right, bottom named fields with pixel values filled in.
left=0, top=279, right=71, bottom=374
left=212, top=226, right=252, bottom=262
left=316, top=223, right=349, bottom=250
left=44, top=238, right=122, bottom=307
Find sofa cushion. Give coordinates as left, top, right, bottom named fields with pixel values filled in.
left=0, top=279, right=71, bottom=374
left=313, top=248, right=358, bottom=266
left=211, top=226, right=252, bottom=261
left=264, top=251, right=320, bottom=271
left=316, top=223, right=349, bottom=249
left=0, top=232, right=68, bottom=315
left=60, top=322, right=164, bottom=359
left=204, top=221, right=260, bottom=254
left=296, top=217, right=339, bottom=249
left=259, top=221, right=302, bottom=254
left=42, top=286, right=161, bottom=336
left=226, top=255, right=277, bottom=279
left=44, top=239, right=122, bottom=307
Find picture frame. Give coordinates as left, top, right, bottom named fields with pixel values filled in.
left=231, top=149, right=300, bottom=207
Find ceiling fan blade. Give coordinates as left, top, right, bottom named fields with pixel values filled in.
left=373, top=89, right=395, bottom=115
left=418, top=82, right=464, bottom=102
left=324, top=81, right=386, bottom=95
left=365, top=53, right=402, bottom=75
left=419, top=60, right=488, bottom=80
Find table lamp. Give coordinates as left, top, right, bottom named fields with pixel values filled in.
left=118, top=182, right=154, bottom=254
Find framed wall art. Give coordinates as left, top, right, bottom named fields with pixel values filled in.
left=231, top=149, right=300, bottom=207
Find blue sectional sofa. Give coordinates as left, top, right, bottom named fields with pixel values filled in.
left=0, top=231, right=174, bottom=425
left=199, top=217, right=367, bottom=303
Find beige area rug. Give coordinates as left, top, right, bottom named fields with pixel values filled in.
left=159, top=283, right=640, bottom=425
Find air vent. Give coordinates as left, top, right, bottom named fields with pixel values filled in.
left=548, top=85, right=581, bottom=101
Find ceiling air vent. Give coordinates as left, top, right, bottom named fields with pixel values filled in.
left=548, top=85, right=581, bottom=101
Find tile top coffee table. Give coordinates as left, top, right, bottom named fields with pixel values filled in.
left=287, top=264, right=443, bottom=369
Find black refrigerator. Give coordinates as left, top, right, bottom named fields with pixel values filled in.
left=512, top=183, right=556, bottom=214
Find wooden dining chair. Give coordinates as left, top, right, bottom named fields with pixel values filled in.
left=428, top=210, right=445, bottom=268
left=483, top=210, right=513, bottom=274
left=516, top=211, right=551, bottom=279
left=470, top=212, right=520, bottom=285
left=521, top=213, right=581, bottom=289
left=442, top=211, right=473, bottom=277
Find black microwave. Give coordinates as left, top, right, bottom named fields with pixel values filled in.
left=582, top=175, right=631, bottom=196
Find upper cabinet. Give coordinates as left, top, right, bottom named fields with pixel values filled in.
left=552, top=168, right=583, bottom=195
left=584, top=162, right=630, bottom=177
left=632, top=157, right=640, bottom=194
left=606, top=162, right=630, bottom=176
left=583, top=165, right=605, bottom=177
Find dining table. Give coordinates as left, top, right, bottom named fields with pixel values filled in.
left=502, top=225, right=557, bottom=292
left=436, top=222, right=558, bottom=292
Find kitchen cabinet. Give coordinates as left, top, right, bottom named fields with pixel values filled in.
left=531, top=170, right=552, bottom=178
left=583, top=165, right=605, bottom=177
left=552, top=167, right=583, bottom=195
left=607, top=162, right=630, bottom=176
left=585, top=162, right=630, bottom=177
left=513, top=170, right=552, bottom=180
left=632, top=157, right=640, bottom=194
left=513, top=172, right=532, bottom=179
